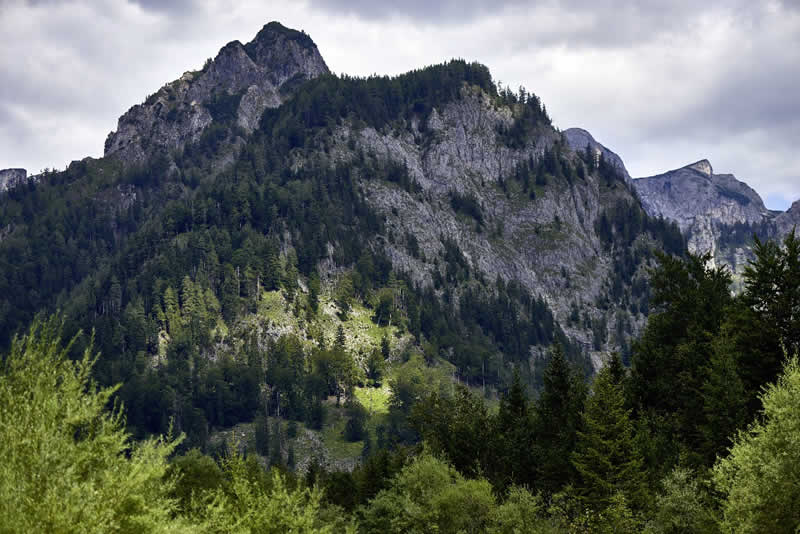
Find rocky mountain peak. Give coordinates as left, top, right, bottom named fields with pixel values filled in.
left=686, top=159, right=713, bottom=176
left=633, top=160, right=769, bottom=232
left=104, top=22, right=328, bottom=166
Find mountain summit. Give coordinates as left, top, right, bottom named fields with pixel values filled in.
left=104, top=22, right=328, bottom=165
left=633, top=159, right=770, bottom=235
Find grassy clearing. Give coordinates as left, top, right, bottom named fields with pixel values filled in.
left=354, top=385, right=391, bottom=416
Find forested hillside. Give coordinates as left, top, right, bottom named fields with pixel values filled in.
left=3, top=234, right=799, bottom=531
left=1, top=21, right=798, bottom=533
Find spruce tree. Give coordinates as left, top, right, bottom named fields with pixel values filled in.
left=490, top=371, right=536, bottom=489
left=698, top=336, right=747, bottom=464
left=533, top=343, right=586, bottom=494
left=572, top=364, right=646, bottom=512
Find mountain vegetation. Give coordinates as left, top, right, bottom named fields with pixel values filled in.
left=1, top=21, right=798, bottom=533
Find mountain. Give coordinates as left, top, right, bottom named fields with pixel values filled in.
left=0, top=22, right=687, bottom=455
left=5, top=21, right=800, bottom=533
left=564, top=129, right=799, bottom=278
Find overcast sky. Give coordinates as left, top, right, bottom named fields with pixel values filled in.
left=2, top=0, right=798, bottom=209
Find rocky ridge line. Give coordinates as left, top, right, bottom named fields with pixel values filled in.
left=104, top=21, right=329, bottom=166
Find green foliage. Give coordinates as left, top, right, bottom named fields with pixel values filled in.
left=359, top=451, right=496, bottom=534
left=630, top=251, right=733, bottom=468
left=260, top=60, right=497, bottom=138
left=489, top=372, right=537, bottom=489
left=168, top=449, right=226, bottom=513
left=571, top=363, right=647, bottom=512
left=449, top=190, right=484, bottom=227
left=646, top=467, right=718, bottom=534
left=739, top=230, right=800, bottom=389
left=713, top=356, right=800, bottom=534
left=0, top=317, right=186, bottom=533
left=204, top=90, right=244, bottom=123
left=533, top=344, right=587, bottom=494
left=489, top=486, right=561, bottom=534
left=365, top=348, right=385, bottom=385
left=344, top=402, right=368, bottom=442
left=191, top=450, right=353, bottom=533
left=700, top=337, right=747, bottom=463
left=410, top=386, right=492, bottom=478
left=496, top=86, right=552, bottom=148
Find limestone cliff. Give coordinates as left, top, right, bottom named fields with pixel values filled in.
left=0, top=168, right=27, bottom=192
left=633, top=161, right=780, bottom=275
left=104, top=22, right=329, bottom=165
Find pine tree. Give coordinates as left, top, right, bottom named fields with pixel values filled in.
left=490, top=371, right=536, bottom=489
left=254, top=413, right=270, bottom=456
left=698, top=336, right=747, bottom=464
left=572, top=364, right=646, bottom=512
left=163, top=285, right=182, bottom=337
left=308, top=270, right=320, bottom=314
left=533, top=343, right=586, bottom=494
left=269, top=419, right=283, bottom=467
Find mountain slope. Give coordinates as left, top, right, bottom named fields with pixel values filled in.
left=0, top=23, right=686, bottom=451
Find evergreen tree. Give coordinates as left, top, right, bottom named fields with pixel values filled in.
left=743, top=230, right=800, bottom=355
left=489, top=371, right=536, bottom=489
left=254, top=412, right=270, bottom=456
left=269, top=419, right=283, bottom=467
left=308, top=270, right=320, bottom=314
left=164, top=285, right=181, bottom=336
left=533, top=344, right=586, bottom=494
left=698, top=335, right=747, bottom=464
left=571, top=364, right=646, bottom=512
left=629, top=251, right=732, bottom=467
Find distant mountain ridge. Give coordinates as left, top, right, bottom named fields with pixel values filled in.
left=565, top=130, right=799, bottom=276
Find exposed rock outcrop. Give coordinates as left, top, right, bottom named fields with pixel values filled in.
left=633, top=160, right=775, bottom=273
left=320, top=91, right=651, bottom=369
left=634, top=160, right=770, bottom=234
left=563, top=127, right=631, bottom=182
left=104, top=22, right=329, bottom=166
left=0, top=168, right=27, bottom=192
left=776, top=200, right=800, bottom=236
left=564, top=127, right=800, bottom=278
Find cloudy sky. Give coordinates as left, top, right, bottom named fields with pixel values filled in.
left=2, top=0, right=798, bottom=209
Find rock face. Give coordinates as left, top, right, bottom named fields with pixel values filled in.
left=104, top=22, right=329, bottom=165
left=563, top=127, right=631, bottom=182
left=776, top=200, right=800, bottom=236
left=319, top=92, right=651, bottom=369
left=632, top=161, right=774, bottom=271
left=0, top=168, right=26, bottom=192
left=634, top=160, right=770, bottom=233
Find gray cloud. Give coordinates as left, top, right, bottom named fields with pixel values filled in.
left=1, top=0, right=798, bottom=209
